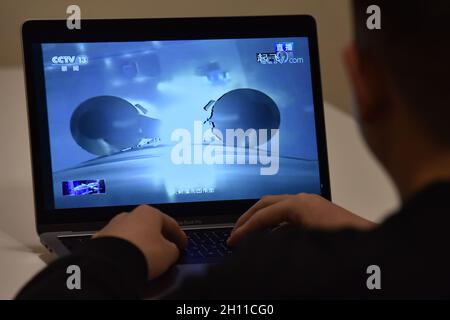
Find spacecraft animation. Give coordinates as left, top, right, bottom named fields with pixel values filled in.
left=42, top=38, right=321, bottom=209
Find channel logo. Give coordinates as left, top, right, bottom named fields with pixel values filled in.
left=51, top=55, right=88, bottom=72
left=256, top=42, right=304, bottom=65
left=256, top=52, right=304, bottom=65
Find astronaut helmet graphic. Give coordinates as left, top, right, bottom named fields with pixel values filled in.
left=70, top=89, right=280, bottom=156
left=203, top=88, right=281, bottom=147
left=70, top=95, right=161, bottom=156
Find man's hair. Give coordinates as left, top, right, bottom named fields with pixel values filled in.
left=352, top=0, right=450, bottom=146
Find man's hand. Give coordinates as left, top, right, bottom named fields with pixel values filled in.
left=94, top=205, right=187, bottom=280
left=228, top=193, right=377, bottom=246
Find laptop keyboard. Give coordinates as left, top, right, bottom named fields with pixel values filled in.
left=181, top=228, right=233, bottom=264
left=58, top=227, right=233, bottom=264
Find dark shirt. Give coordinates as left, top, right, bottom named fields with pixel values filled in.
left=16, top=182, right=450, bottom=299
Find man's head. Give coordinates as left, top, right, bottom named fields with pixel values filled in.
left=344, top=0, right=450, bottom=195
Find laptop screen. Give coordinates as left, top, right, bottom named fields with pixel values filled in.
left=40, top=37, right=322, bottom=209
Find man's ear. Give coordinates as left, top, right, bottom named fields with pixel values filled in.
left=343, top=43, right=386, bottom=122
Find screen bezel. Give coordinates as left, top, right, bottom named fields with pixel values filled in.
left=22, top=15, right=331, bottom=232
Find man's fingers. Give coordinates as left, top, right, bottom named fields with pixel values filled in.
left=131, top=205, right=188, bottom=250
left=163, top=239, right=181, bottom=265
left=233, top=195, right=293, bottom=232
left=148, top=240, right=180, bottom=279
left=228, top=200, right=298, bottom=246
left=160, top=213, right=188, bottom=250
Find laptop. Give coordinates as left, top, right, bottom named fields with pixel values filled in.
left=22, top=15, right=330, bottom=265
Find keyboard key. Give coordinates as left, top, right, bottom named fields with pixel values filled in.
left=180, top=228, right=233, bottom=264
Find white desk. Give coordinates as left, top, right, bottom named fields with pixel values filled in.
left=0, top=67, right=399, bottom=299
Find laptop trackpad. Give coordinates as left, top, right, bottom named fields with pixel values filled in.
left=144, top=264, right=208, bottom=299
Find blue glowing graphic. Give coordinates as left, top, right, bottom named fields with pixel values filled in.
left=62, top=179, right=106, bottom=196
